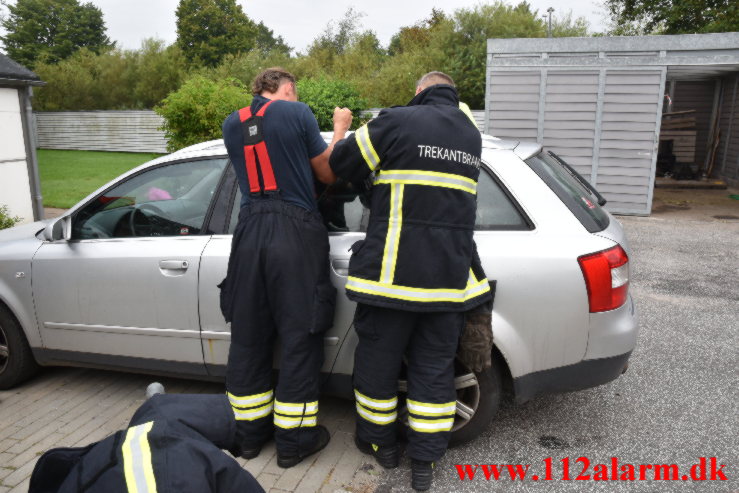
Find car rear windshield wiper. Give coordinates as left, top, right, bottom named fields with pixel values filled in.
left=547, top=151, right=607, bottom=207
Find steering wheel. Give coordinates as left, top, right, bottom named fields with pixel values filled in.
left=129, top=203, right=166, bottom=237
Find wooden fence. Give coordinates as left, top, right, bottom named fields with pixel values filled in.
left=34, top=109, right=486, bottom=154
left=35, top=110, right=168, bottom=153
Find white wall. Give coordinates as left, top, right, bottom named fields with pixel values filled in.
left=0, top=87, right=34, bottom=224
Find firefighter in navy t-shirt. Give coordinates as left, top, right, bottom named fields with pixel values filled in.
left=219, top=68, right=352, bottom=467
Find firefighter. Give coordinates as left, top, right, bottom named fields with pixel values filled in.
left=329, top=72, right=492, bottom=491
left=29, top=392, right=265, bottom=493
left=219, top=68, right=353, bottom=467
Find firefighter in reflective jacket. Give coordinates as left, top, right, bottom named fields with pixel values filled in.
left=29, top=393, right=264, bottom=493
left=329, top=72, right=492, bottom=491
left=219, top=68, right=352, bottom=467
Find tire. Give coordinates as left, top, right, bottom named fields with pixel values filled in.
left=0, top=304, right=40, bottom=389
left=448, top=357, right=502, bottom=447
left=397, top=356, right=502, bottom=448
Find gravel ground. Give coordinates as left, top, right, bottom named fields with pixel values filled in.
left=375, top=193, right=739, bottom=492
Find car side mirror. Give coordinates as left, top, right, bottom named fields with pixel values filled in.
left=43, top=216, right=72, bottom=242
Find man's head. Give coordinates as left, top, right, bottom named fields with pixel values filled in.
left=415, top=71, right=455, bottom=95
left=252, top=68, right=297, bottom=101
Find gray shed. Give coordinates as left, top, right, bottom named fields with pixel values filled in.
left=485, top=33, right=739, bottom=215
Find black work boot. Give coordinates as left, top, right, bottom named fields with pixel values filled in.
left=238, top=442, right=266, bottom=460
left=277, top=425, right=330, bottom=468
left=411, top=459, right=434, bottom=491
left=354, top=436, right=399, bottom=469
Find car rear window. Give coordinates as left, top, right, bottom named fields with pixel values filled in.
left=525, top=151, right=610, bottom=233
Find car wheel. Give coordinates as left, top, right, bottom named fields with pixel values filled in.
left=0, top=305, right=39, bottom=389
left=397, top=356, right=502, bottom=447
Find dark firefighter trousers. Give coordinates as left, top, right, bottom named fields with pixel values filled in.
left=29, top=394, right=264, bottom=493
left=352, top=303, right=464, bottom=462
left=220, top=198, right=336, bottom=457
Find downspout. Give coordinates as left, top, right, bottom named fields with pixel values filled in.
left=19, top=85, right=44, bottom=220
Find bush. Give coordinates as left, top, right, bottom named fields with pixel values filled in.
left=296, top=77, right=369, bottom=131
left=155, top=75, right=251, bottom=151
left=0, top=206, right=21, bottom=230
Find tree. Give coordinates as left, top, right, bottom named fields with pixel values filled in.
left=551, top=10, right=590, bottom=37
left=175, top=0, right=258, bottom=67
left=605, top=0, right=739, bottom=34
left=253, top=21, right=290, bottom=57
left=0, top=0, right=113, bottom=68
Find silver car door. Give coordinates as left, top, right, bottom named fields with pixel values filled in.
left=32, top=158, right=228, bottom=373
left=198, top=175, right=366, bottom=376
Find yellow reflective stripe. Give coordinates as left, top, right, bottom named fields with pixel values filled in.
left=380, top=184, right=403, bottom=284
left=274, top=415, right=317, bottom=429
left=459, top=102, right=476, bottom=126
left=354, top=389, right=397, bottom=411
left=227, top=390, right=273, bottom=408
left=122, top=421, right=158, bottom=493
left=233, top=401, right=273, bottom=421
left=356, top=125, right=380, bottom=171
left=408, top=416, right=454, bottom=433
left=375, top=170, right=477, bottom=195
left=346, top=276, right=491, bottom=303
left=407, top=400, right=456, bottom=416
left=274, top=400, right=318, bottom=416
left=468, top=269, right=478, bottom=285
left=356, top=403, right=397, bottom=425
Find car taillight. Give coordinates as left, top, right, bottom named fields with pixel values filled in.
left=578, top=245, right=629, bottom=313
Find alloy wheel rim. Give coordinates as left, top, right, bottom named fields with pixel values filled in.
left=397, top=358, right=481, bottom=433
left=0, top=323, right=9, bottom=374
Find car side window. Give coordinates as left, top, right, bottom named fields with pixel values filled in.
left=228, top=182, right=368, bottom=234
left=73, top=159, right=228, bottom=239
left=475, top=166, right=532, bottom=230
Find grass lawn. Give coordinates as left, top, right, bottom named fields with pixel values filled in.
left=38, top=149, right=163, bottom=209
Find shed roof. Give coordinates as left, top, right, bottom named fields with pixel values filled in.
left=0, top=52, right=43, bottom=86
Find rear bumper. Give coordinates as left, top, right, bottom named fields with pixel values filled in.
left=513, top=351, right=632, bottom=404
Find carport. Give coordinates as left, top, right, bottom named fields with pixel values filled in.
left=485, top=32, right=739, bottom=215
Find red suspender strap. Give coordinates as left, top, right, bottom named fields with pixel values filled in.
left=254, top=100, right=278, bottom=192
left=238, top=107, right=261, bottom=193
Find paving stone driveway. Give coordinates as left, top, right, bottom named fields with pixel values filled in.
left=0, top=368, right=381, bottom=493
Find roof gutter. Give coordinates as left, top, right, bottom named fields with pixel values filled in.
left=18, top=86, right=44, bottom=221
left=0, top=76, right=45, bottom=87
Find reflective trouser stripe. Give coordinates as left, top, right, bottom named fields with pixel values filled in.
left=408, top=416, right=454, bottom=433
left=227, top=390, right=273, bottom=408
left=274, top=400, right=319, bottom=416
left=346, top=273, right=491, bottom=304
left=375, top=170, right=477, bottom=195
left=122, top=421, right=158, bottom=493
left=274, top=415, right=318, bottom=429
left=407, top=399, right=456, bottom=417
left=273, top=400, right=319, bottom=429
left=356, top=124, right=380, bottom=171
left=380, top=184, right=403, bottom=284
left=354, top=389, right=397, bottom=411
left=233, top=401, right=273, bottom=421
left=356, top=403, right=397, bottom=425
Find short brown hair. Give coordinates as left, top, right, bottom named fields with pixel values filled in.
left=416, top=71, right=455, bottom=90
left=252, top=68, right=296, bottom=95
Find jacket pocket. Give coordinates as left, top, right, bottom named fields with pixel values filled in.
left=310, top=280, right=337, bottom=334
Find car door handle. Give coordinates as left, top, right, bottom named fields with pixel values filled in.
left=159, top=260, right=189, bottom=270
left=331, top=259, right=349, bottom=276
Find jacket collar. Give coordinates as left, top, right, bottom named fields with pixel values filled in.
left=406, top=84, right=460, bottom=107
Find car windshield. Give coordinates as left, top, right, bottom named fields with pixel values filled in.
left=525, top=151, right=610, bottom=233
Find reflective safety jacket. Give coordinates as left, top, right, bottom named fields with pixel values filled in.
left=329, top=84, right=492, bottom=312
left=29, top=394, right=264, bottom=493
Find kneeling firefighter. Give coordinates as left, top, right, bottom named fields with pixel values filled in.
left=329, top=71, right=493, bottom=491
left=219, top=68, right=353, bottom=466
left=29, top=393, right=265, bottom=493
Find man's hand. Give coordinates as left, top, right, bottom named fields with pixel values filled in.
left=311, top=108, right=353, bottom=185
left=333, top=107, right=353, bottom=134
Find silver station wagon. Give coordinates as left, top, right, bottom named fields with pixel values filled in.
left=0, top=134, right=638, bottom=444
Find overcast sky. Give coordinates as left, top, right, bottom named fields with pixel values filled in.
left=70, top=0, right=609, bottom=52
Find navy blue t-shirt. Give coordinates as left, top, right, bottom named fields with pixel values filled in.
left=222, top=94, right=328, bottom=211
